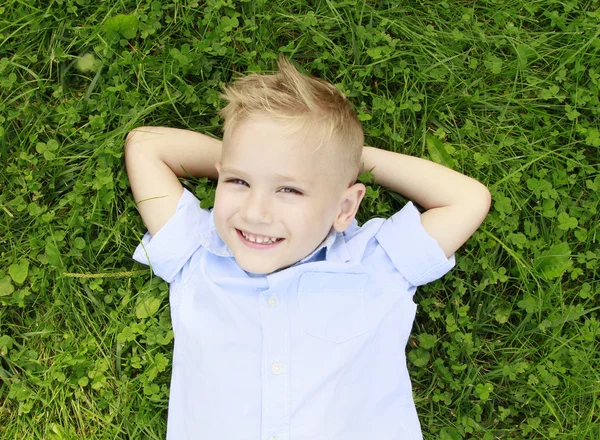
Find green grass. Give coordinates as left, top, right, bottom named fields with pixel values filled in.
left=1, top=0, right=599, bottom=438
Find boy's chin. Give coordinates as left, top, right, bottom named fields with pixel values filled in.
left=235, top=256, right=293, bottom=276
left=240, top=264, right=284, bottom=276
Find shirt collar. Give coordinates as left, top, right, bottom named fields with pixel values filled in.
left=199, top=210, right=350, bottom=265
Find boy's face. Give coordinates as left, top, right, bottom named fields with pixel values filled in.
left=213, top=116, right=364, bottom=275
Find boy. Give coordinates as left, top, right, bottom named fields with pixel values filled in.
left=124, top=57, right=491, bottom=440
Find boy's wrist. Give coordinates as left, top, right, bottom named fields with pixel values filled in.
left=360, top=146, right=375, bottom=173
left=130, top=126, right=222, bottom=180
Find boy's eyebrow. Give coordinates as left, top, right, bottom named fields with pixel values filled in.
left=220, top=167, right=311, bottom=186
left=273, top=172, right=311, bottom=186
left=220, top=167, right=243, bottom=176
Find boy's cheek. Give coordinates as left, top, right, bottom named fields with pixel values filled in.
left=213, top=188, right=232, bottom=209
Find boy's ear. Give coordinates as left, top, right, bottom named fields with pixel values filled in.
left=333, top=183, right=366, bottom=232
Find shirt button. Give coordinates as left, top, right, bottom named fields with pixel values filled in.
left=271, top=361, right=283, bottom=375
left=267, top=296, right=279, bottom=308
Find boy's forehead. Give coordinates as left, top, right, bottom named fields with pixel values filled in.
left=222, top=116, right=347, bottom=186
left=222, top=147, right=332, bottom=182
left=226, top=118, right=315, bottom=150
left=225, top=122, right=327, bottom=161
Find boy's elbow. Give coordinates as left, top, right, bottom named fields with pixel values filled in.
left=457, top=182, right=491, bottom=225
left=125, top=126, right=152, bottom=150
left=472, top=183, right=492, bottom=223
left=478, top=183, right=492, bottom=211
left=125, top=129, right=136, bottom=147
left=124, top=127, right=167, bottom=164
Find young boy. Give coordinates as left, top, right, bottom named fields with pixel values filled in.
left=124, top=57, right=491, bottom=440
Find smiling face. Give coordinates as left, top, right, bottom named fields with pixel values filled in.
left=213, top=116, right=365, bottom=275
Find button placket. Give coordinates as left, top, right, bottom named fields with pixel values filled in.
left=260, top=286, right=290, bottom=440
left=271, top=361, right=283, bottom=375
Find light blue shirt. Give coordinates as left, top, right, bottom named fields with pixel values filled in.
left=133, top=188, right=455, bottom=440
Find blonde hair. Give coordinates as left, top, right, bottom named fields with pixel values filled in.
left=218, top=56, right=364, bottom=185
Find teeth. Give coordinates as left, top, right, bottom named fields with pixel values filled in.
left=241, top=230, right=279, bottom=244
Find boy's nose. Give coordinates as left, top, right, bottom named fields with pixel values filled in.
left=240, top=192, right=272, bottom=224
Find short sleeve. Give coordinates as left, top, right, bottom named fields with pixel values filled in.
left=375, top=202, right=455, bottom=286
left=132, top=188, right=209, bottom=283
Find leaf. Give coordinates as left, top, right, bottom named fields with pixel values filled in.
left=75, top=53, right=96, bottom=72
left=365, top=186, right=379, bottom=199
left=36, top=142, right=46, bottom=154
left=105, top=14, right=139, bottom=40
left=440, top=427, right=463, bottom=440
left=485, top=56, right=503, bottom=74
left=44, top=150, right=56, bottom=160
left=494, top=307, right=511, bottom=324
left=408, top=347, right=430, bottom=367
left=135, top=296, right=161, bottom=319
left=358, top=171, right=374, bottom=184
left=45, top=241, right=62, bottom=267
left=516, top=43, right=536, bottom=67
left=8, top=259, right=29, bottom=284
left=475, top=382, right=494, bottom=400
left=451, top=28, right=465, bottom=41
left=426, top=135, right=454, bottom=169
left=534, top=242, right=571, bottom=278
left=74, top=237, right=86, bottom=250
left=367, top=47, right=383, bottom=59
left=0, top=276, right=14, bottom=297
left=585, top=128, right=600, bottom=147
left=220, top=16, right=239, bottom=32
left=154, top=353, right=169, bottom=372
left=558, top=212, right=578, bottom=230
left=0, top=335, right=14, bottom=352
left=565, top=105, right=580, bottom=121
left=418, top=333, right=437, bottom=350
left=494, top=192, right=513, bottom=214
left=517, top=295, right=538, bottom=313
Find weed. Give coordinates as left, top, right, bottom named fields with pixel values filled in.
left=1, top=0, right=599, bottom=438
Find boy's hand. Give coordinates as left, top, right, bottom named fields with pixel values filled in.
left=361, top=146, right=491, bottom=257
left=125, top=127, right=222, bottom=236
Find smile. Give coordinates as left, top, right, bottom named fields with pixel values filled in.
left=236, top=229, right=284, bottom=248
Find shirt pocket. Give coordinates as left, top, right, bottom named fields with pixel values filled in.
left=297, top=272, right=369, bottom=344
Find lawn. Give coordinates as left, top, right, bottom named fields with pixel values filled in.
left=1, top=0, right=599, bottom=438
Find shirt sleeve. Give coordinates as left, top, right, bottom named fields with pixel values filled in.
left=132, top=188, right=209, bottom=283
left=375, top=202, right=455, bottom=286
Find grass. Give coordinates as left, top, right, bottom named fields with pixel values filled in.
left=1, top=0, right=599, bottom=438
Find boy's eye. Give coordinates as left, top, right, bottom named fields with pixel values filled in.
left=226, top=178, right=249, bottom=186
left=279, top=187, right=303, bottom=195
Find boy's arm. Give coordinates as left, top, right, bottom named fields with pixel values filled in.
left=361, top=146, right=491, bottom=258
left=124, top=126, right=222, bottom=236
